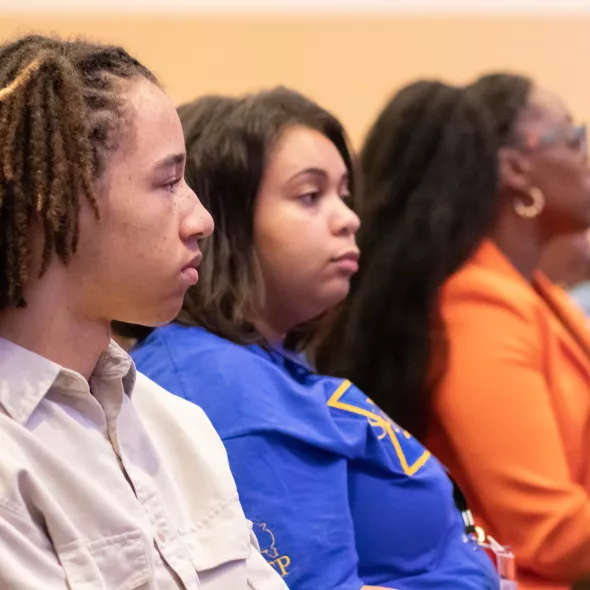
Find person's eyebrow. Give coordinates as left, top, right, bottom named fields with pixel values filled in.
left=152, top=152, right=186, bottom=172
left=289, top=167, right=349, bottom=183
left=288, top=167, right=328, bottom=182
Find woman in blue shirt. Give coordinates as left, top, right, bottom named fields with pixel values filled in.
left=132, top=88, right=498, bottom=590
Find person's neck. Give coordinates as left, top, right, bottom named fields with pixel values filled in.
left=0, top=272, right=111, bottom=380
left=254, top=316, right=287, bottom=348
left=253, top=302, right=300, bottom=348
left=489, top=209, right=546, bottom=282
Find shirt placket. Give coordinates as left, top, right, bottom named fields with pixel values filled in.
left=122, top=456, right=201, bottom=590
left=97, top=375, right=201, bottom=590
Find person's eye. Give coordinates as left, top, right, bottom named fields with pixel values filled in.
left=569, top=134, right=584, bottom=152
left=163, top=178, right=182, bottom=193
left=299, top=191, right=320, bottom=205
left=341, top=193, right=353, bottom=207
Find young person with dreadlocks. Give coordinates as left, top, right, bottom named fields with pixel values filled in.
left=131, top=88, right=498, bottom=590
left=0, top=34, right=288, bottom=589
left=317, top=74, right=590, bottom=590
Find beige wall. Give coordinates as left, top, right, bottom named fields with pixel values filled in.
left=0, top=15, right=589, bottom=143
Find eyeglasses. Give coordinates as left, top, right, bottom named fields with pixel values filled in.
left=519, top=124, right=587, bottom=160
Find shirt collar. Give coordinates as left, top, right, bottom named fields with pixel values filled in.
left=471, top=239, right=531, bottom=286
left=251, top=343, right=313, bottom=374
left=0, top=338, right=136, bottom=425
left=95, top=339, right=137, bottom=392
left=472, top=238, right=552, bottom=289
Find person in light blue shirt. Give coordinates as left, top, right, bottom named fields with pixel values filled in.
left=132, top=88, right=499, bottom=590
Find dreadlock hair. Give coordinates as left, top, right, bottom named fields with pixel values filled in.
left=175, top=87, right=357, bottom=352
left=315, top=74, right=532, bottom=441
left=0, top=34, right=158, bottom=309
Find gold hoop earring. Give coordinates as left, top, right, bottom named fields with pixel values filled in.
left=514, top=187, right=545, bottom=219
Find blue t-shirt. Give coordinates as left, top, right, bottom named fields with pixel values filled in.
left=132, top=324, right=498, bottom=590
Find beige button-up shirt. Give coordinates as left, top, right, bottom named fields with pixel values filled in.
left=0, top=338, right=289, bottom=590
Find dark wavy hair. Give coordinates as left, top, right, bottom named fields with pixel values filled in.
left=175, top=86, right=357, bottom=351
left=315, top=74, right=532, bottom=440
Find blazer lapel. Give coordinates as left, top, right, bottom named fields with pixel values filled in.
left=534, top=272, right=590, bottom=379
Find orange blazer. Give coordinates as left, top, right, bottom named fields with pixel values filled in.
left=427, top=239, right=590, bottom=590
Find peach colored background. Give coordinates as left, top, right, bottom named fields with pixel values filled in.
left=0, top=15, right=589, bottom=143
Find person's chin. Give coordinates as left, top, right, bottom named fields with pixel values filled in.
left=155, top=304, right=183, bottom=327
left=133, top=298, right=184, bottom=329
left=324, top=281, right=351, bottom=308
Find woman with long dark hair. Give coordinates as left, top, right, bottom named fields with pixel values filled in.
left=317, top=74, right=590, bottom=590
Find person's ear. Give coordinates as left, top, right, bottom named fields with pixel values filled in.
left=498, top=146, right=532, bottom=196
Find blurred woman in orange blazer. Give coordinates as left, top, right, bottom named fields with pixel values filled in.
left=317, top=74, right=590, bottom=590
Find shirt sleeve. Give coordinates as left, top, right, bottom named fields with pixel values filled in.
left=0, top=502, right=68, bottom=587
left=437, top=293, right=590, bottom=581
left=246, top=529, right=292, bottom=589
left=224, top=432, right=395, bottom=590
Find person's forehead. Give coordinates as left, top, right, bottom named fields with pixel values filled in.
left=119, top=79, right=184, bottom=162
left=521, top=85, right=571, bottom=128
left=269, top=125, right=345, bottom=173
left=130, top=80, right=180, bottom=131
